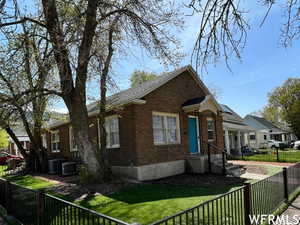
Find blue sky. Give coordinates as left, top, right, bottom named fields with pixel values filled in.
left=55, top=1, right=300, bottom=117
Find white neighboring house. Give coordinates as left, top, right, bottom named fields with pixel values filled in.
left=7, top=125, right=30, bottom=156
left=221, top=105, right=255, bottom=155
left=243, top=115, right=296, bottom=149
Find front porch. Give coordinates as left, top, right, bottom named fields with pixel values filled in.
left=223, top=122, right=254, bottom=156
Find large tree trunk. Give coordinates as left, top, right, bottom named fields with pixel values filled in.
left=41, top=0, right=103, bottom=182
left=66, top=90, right=101, bottom=182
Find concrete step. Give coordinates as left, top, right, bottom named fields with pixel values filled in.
left=211, top=160, right=246, bottom=177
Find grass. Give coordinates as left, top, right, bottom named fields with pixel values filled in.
left=0, top=165, right=7, bottom=176
left=262, top=165, right=283, bottom=176
left=75, top=184, right=240, bottom=225
left=0, top=170, right=243, bottom=224
left=231, top=149, right=300, bottom=163
left=2, top=174, right=54, bottom=190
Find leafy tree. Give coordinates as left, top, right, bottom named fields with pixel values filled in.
left=266, top=78, right=300, bottom=138
left=37, top=0, right=182, bottom=182
left=0, top=22, right=56, bottom=172
left=130, top=70, right=158, bottom=87
left=0, top=129, right=8, bottom=149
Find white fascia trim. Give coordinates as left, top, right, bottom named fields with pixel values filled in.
left=46, top=99, right=146, bottom=129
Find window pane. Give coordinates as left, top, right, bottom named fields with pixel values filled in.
left=168, top=129, right=177, bottom=143
left=105, top=117, right=120, bottom=147
left=111, top=132, right=119, bottom=145
left=154, top=129, right=165, bottom=143
left=207, top=120, right=214, bottom=130
left=166, top=116, right=176, bottom=129
left=166, top=116, right=178, bottom=143
left=208, top=131, right=214, bottom=140
left=153, top=115, right=164, bottom=129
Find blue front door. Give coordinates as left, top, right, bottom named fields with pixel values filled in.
left=188, top=117, right=199, bottom=154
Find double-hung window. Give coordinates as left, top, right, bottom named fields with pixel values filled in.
left=207, top=118, right=215, bottom=142
left=51, top=131, right=60, bottom=153
left=152, top=112, right=180, bottom=145
left=69, top=126, right=78, bottom=152
left=106, top=116, right=120, bottom=148
left=98, top=116, right=120, bottom=149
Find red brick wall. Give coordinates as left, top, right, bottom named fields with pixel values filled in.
left=133, top=71, right=223, bottom=166
left=44, top=70, right=224, bottom=167
left=45, top=109, right=137, bottom=166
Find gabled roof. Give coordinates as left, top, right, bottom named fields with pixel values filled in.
left=88, top=65, right=211, bottom=113
left=221, top=104, right=247, bottom=125
left=244, top=115, right=286, bottom=133
left=48, top=65, right=216, bottom=128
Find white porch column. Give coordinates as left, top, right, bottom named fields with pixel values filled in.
left=237, top=130, right=242, bottom=155
left=225, top=129, right=230, bottom=154
left=243, top=133, right=248, bottom=146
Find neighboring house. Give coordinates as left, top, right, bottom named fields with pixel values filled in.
left=7, top=125, right=31, bottom=156
left=244, top=115, right=296, bottom=149
left=44, top=65, right=226, bottom=181
left=221, top=105, right=254, bottom=155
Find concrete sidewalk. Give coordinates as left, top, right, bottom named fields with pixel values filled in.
left=278, top=195, right=300, bottom=225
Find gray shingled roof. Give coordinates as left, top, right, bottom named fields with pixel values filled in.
left=221, top=104, right=246, bottom=125
left=87, top=65, right=194, bottom=113
left=246, top=115, right=286, bottom=133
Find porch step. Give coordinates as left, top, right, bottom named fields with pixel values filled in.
left=211, top=161, right=246, bottom=177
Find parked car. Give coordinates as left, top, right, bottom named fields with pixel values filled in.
left=267, top=140, right=285, bottom=149
left=0, top=152, right=23, bottom=165
left=293, top=140, right=300, bottom=150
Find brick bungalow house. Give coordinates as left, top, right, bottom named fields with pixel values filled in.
left=44, top=65, right=226, bottom=181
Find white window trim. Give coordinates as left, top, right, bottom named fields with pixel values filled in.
left=207, top=117, right=215, bottom=142
left=51, top=130, right=60, bottom=153
left=97, top=115, right=120, bottom=149
left=69, top=126, right=78, bottom=152
left=152, top=111, right=181, bottom=145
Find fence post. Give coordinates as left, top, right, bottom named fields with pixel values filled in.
left=37, top=190, right=45, bottom=225
left=283, top=167, right=289, bottom=202
left=207, top=143, right=212, bottom=173
left=222, top=151, right=226, bottom=176
left=5, top=180, right=11, bottom=213
left=244, top=183, right=252, bottom=225
left=276, top=148, right=279, bottom=162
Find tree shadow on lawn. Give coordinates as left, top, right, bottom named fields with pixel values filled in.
left=76, top=183, right=244, bottom=224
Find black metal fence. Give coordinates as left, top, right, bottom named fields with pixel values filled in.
left=152, top=163, right=300, bottom=225
left=152, top=187, right=245, bottom=225
left=227, top=148, right=300, bottom=163
left=0, top=163, right=300, bottom=225
left=0, top=178, right=130, bottom=225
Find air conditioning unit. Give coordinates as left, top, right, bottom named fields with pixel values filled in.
left=61, top=162, right=77, bottom=176
left=48, top=159, right=65, bottom=174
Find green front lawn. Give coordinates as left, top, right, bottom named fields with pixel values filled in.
left=232, top=149, right=300, bottom=163
left=0, top=172, right=243, bottom=224
left=76, top=184, right=239, bottom=225
left=263, top=165, right=283, bottom=176
left=0, top=165, right=7, bottom=176
left=3, top=175, right=55, bottom=190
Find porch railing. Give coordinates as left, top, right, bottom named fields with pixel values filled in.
left=204, top=141, right=228, bottom=175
